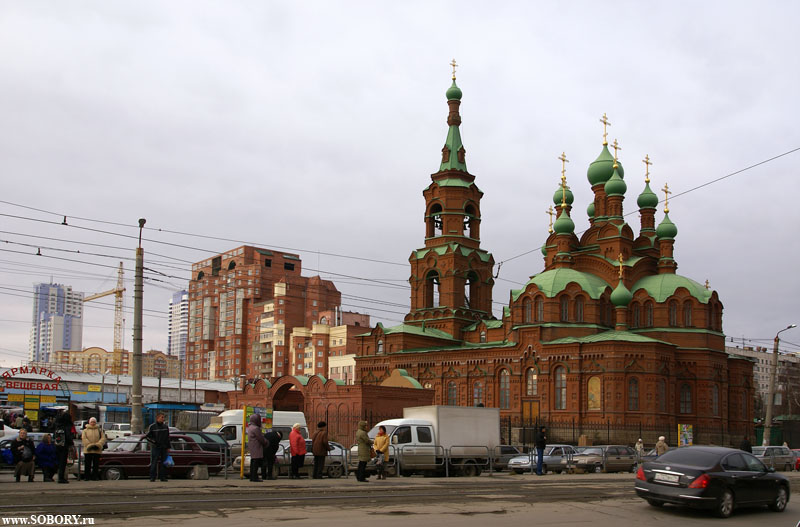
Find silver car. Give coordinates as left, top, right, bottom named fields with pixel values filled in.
left=751, top=446, right=794, bottom=471
left=507, top=444, right=576, bottom=474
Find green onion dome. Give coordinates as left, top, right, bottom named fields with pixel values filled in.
left=587, top=145, right=624, bottom=186
left=553, top=184, right=574, bottom=206
left=446, top=79, right=462, bottom=101
left=656, top=212, right=678, bottom=239
left=553, top=208, right=575, bottom=235
left=637, top=181, right=659, bottom=209
left=604, top=167, right=627, bottom=196
left=587, top=201, right=595, bottom=218
left=610, top=280, right=633, bottom=307
left=541, top=242, right=547, bottom=256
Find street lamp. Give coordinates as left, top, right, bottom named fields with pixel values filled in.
left=101, top=369, right=111, bottom=404
left=763, top=323, right=797, bottom=445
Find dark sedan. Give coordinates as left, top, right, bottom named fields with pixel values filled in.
left=635, top=446, right=790, bottom=518
left=99, top=434, right=225, bottom=480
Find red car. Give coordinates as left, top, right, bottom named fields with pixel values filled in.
left=99, top=434, right=224, bottom=480
left=793, top=449, right=800, bottom=471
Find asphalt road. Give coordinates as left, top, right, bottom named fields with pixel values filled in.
left=1, top=471, right=798, bottom=526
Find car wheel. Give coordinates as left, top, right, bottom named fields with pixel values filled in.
left=646, top=499, right=664, bottom=508
left=326, top=463, right=344, bottom=479
left=102, top=466, right=126, bottom=480
left=715, top=489, right=734, bottom=518
left=187, top=464, right=207, bottom=479
left=461, top=462, right=478, bottom=477
left=594, top=464, right=603, bottom=473
left=513, top=469, right=523, bottom=474
left=769, top=486, right=788, bottom=512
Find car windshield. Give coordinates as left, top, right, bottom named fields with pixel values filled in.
left=657, top=449, right=720, bottom=468
left=751, top=447, right=766, bottom=455
left=578, top=448, right=603, bottom=456
left=368, top=425, right=396, bottom=439
left=109, top=438, right=139, bottom=452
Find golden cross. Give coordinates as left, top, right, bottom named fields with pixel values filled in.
left=546, top=206, right=554, bottom=233
left=704, top=279, right=710, bottom=290
left=450, top=59, right=458, bottom=80
left=662, top=183, right=672, bottom=213
left=558, top=152, right=569, bottom=184
left=611, top=139, right=621, bottom=167
left=561, top=179, right=568, bottom=207
left=600, top=113, right=611, bottom=146
left=643, top=154, right=652, bottom=183
left=617, top=253, right=624, bottom=279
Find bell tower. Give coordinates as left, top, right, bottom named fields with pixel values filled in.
left=406, top=62, right=495, bottom=338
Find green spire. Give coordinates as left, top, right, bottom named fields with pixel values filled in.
left=656, top=212, right=678, bottom=239
left=553, top=184, right=574, bottom=206
left=611, top=279, right=633, bottom=307
left=439, top=79, right=467, bottom=172
left=553, top=208, right=575, bottom=235
left=637, top=181, right=659, bottom=209
left=446, top=79, right=462, bottom=101
left=587, top=144, right=624, bottom=186
left=604, top=167, right=627, bottom=196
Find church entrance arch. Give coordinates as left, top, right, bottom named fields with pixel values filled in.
left=270, top=377, right=306, bottom=412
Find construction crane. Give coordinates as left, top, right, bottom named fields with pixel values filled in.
left=84, top=261, right=126, bottom=355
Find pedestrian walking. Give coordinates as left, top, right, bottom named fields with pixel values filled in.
left=289, top=423, right=307, bottom=479
left=35, top=433, right=57, bottom=482
left=355, top=420, right=372, bottom=482
left=373, top=425, right=390, bottom=480
left=655, top=436, right=668, bottom=456
left=311, top=421, right=329, bottom=479
left=246, top=414, right=268, bottom=482
left=81, top=417, right=106, bottom=481
left=739, top=437, right=752, bottom=453
left=535, top=426, right=547, bottom=475
left=145, top=413, right=170, bottom=482
left=634, top=438, right=644, bottom=464
left=263, top=430, right=282, bottom=480
left=53, top=411, right=74, bottom=484
left=11, top=428, right=36, bottom=482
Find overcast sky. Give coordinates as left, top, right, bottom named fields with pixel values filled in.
left=1, top=1, right=799, bottom=367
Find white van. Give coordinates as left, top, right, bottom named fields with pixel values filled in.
left=203, top=410, right=308, bottom=457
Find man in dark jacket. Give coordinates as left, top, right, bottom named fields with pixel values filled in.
left=11, top=428, right=36, bottom=482
left=739, top=437, right=753, bottom=453
left=53, top=411, right=74, bottom=484
left=311, top=421, right=329, bottom=479
left=145, top=413, right=170, bottom=482
left=535, top=426, right=547, bottom=476
left=246, top=414, right=268, bottom=482
left=263, top=430, right=282, bottom=480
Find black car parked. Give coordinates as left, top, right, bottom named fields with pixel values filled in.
left=635, top=446, right=790, bottom=518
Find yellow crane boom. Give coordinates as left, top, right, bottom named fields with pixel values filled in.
left=84, top=261, right=125, bottom=353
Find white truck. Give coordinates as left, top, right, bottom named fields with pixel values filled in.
left=361, top=405, right=500, bottom=477
left=203, top=409, right=308, bottom=459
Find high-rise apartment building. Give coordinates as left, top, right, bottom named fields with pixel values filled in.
left=168, top=290, right=189, bottom=364
left=29, top=282, right=84, bottom=362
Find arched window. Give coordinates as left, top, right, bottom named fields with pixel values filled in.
left=631, top=303, right=641, bottom=328
left=680, top=384, right=692, bottom=414
left=197, top=271, right=205, bottom=280
left=683, top=301, right=693, bottom=327
left=377, top=339, right=384, bottom=354
left=535, top=297, right=544, bottom=322
left=465, top=271, right=479, bottom=309
left=711, top=384, right=720, bottom=416
left=523, top=298, right=532, bottom=323
left=473, top=381, right=484, bottom=406
left=554, top=366, right=567, bottom=410
left=498, top=370, right=510, bottom=409
left=645, top=301, right=654, bottom=327
left=464, top=204, right=478, bottom=239
left=628, top=378, right=639, bottom=411
left=658, top=379, right=666, bottom=412
left=575, top=296, right=585, bottom=323
left=228, top=260, right=236, bottom=270
left=525, top=369, right=538, bottom=396
left=447, top=381, right=457, bottom=406
left=587, top=376, right=601, bottom=410
left=560, top=296, right=569, bottom=322
left=320, top=316, right=328, bottom=325
left=427, top=203, right=443, bottom=238
left=425, top=270, right=440, bottom=308
left=480, top=330, right=487, bottom=343
left=669, top=300, right=678, bottom=327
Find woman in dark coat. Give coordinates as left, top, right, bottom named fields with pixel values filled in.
left=246, top=414, right=268, bottom=482
left=263, top=430, right=282, bottom=480
left=54, top=411, right=75, bottom=484
left=35, top=433, right=57, bottom=482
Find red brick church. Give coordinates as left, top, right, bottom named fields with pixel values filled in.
left=354, top=73, right=754, bottom=445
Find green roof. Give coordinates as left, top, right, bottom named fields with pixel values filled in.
left=379, top=323, right=457, bottom=341
left=283, top=254, right=301, bottom=261
left=256, top=249, right=274, bottom=257
left=394, top=369, right=423, bottom=389
left=393, top=340, right=517, bottom=354
left=436, top=178, right=472, bottom=188
left=462, top=319, right=504, bottom=332
left=412, top=244, right=492, bottom=262
left=632, top=274, right=713, bottom=303
left=439, top=125, right=467, bottom=172
left=543, top=330, right=672, bottom=346
left=513, top=268, right=610, bottom=301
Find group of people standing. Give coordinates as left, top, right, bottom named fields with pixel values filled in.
left=244, top=414, right=285, bottom=482
left=8, top=411, right=81, bottom=484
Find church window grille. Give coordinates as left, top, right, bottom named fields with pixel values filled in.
left=535, top=297, right=544, bottom=322
left=632, top=303, right=641, bottom=328
left=560, top=296, right=569, bottom=322
left=575, top=297, right=585, bottom=323
left=683, top=301, right=693, bottom=327
left=447, top=381, right=457, bottom=406
left=680, top=384, right=692, bottom=414
left=377, top=340, right=384, bottom=354
left=499, top=370, right=510, bottom=409
left=526, top=369, right=538, bottom=396
left=523, top=299, right=532, bottom=323
left=645, top=301, right=654, bottom=327
left=628, top=377, right=639, bottom=411
left=554, top=366, right=567, bottom=410
left=480, top=330, right=487, bottom=343
left=669, top=301, right=678, bottom=327
left=473, top=381, right=484, bottom=406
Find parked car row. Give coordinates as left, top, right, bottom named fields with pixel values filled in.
left=232, top=439, right=348, bottom=478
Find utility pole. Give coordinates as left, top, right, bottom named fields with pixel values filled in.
left=157, top=370, right=163, bottom=403
left=763, top=323, right=796, bottom=445
left=130, top=218, right=146, bottom=434
left=178, top=358, right=183, bottom=403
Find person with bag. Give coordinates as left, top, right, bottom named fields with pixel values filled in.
left=53, top=411, right=74, bottom=484
left=81, top=417, right=106, bottom=481
left=310, top=421, right=329, bottom=479
left=355, top=420, right=372, bottom=483
left=289, top=423, right=307, bottom=479
left=246, top=414, right=268, bottom=482
left=535, top=426, right=547, bottom=476
left=35, top=433, right=57, bottom=482
left=145, top=412, right=171, bottom=482
left=373, top=425, right=390, bottom=480
left=263, top=429, right=282, bottom=480
left=11, top=428, right=36, bottom=482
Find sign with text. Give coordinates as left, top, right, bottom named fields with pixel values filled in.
left=88, top=385, right=101, bottom=392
